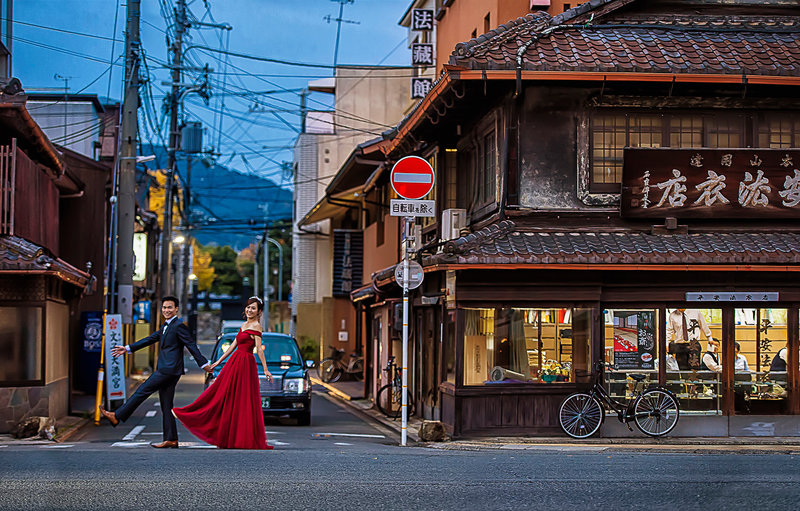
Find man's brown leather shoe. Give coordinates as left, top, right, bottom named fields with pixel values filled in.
left=98, top=406, right=119, bottom=427
left=151, top=440, right=179, bottom=449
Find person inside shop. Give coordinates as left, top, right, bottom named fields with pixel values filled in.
left=734, top=341, right=751, bottom=372
left=666, top=308, right=715, bottom=370
left=769, top=344, right=789, bottom=372
left=701, top=339, right=722, bottom=373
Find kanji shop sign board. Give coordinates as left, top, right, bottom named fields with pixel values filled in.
left=390, top=156, right=435, bottom=200
left=621, top=148, right=800, bottom=218
left=104, top=314, right=127, bottom=402
left=686, top=292, right=779, bottom=302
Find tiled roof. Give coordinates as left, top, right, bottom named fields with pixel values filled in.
left=450, top=12, right=800, bottom=76
left=426, top=221, right=800, bottom=266
left=0, top=235, right=93, bottom=287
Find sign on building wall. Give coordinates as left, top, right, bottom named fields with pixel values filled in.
left=104, top=314, right=127, bottom=402
left=411, top=9, right=434, bottom=31
left=411, top=43, right=434, bottom=67
left=133, top=232, right=147, bottom=281
left=411, top=78, right=433, bottom=99
left=622, top=148, right=800, bottom=218
left=332, top=230, right=363, bottom=297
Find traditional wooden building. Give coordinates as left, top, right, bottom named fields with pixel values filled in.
left=347, top=0, right=800, bottom=437
left=0, top=92, right=96, bottom=433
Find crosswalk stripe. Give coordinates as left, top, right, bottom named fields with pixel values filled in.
left=111, top=441, right=150, bottom=447
left=41, top=444, right=74, bottom=449
left=334, top=442, right=353, bottom=446
left=145, top=410, right=157, bottom=417
left=122, top=425, right=146, bottom=441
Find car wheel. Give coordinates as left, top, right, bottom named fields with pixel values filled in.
left=295, top=410, right=311, bottom=426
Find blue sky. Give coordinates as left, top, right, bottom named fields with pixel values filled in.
left=11, top=0, right=411, bottom=188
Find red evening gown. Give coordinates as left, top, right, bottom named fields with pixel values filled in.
left=173, top=329, right=272, bottom=449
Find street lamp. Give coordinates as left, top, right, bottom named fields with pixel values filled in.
left=173, top=235, right=186, bottom=244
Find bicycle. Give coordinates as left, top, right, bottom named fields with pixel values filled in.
left=317, top=347, right=364, bottom=383
left=376, top=356, right=415, bottom=419
left=558, top=362, right=680, bottom=439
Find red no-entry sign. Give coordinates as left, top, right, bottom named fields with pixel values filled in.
left=390, top=156, right=435, bottom=200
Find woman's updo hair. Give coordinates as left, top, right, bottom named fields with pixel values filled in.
left=243, top=296, right=264, bottom=318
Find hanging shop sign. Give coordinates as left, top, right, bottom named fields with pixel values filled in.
left=686, top=292, right=779, bottom=302
left=621, top=148, right=800, bottom=219
left=612, top=310, right=656, bottom=370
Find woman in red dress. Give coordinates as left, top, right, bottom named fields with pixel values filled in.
left=173, top=297, right=273, bottom=449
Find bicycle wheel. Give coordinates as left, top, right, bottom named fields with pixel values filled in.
left=376, top=384, right=414, bottom=419
left=559, top=392, right=604, bottom=439
left=633, top=388, right=680, bottom=437
left=351, top=358, right=364, bottom=381
left=318, top=358, right=341, bottom=383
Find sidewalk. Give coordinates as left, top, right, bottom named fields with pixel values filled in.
left=313, top=377, right=800, bottom=453
left=311, top=377, right=423, bottom=443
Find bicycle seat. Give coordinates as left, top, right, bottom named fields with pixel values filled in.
left=629, top=374, right=647, bottom=382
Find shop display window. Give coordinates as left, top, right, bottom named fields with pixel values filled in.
left=664, top=308, right=723, bottom=416
left=462, top=307, right=591, bottom=385
left=603, top=309, right=662, bottom=401
left=734, top=309, right=789, bottom=414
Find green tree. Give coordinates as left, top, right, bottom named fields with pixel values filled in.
left=209, top=246, right=242, bottom=296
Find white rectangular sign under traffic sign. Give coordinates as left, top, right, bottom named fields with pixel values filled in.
left=390, top=199, right=435, bottom=217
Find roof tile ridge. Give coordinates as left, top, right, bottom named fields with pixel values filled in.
left=453, top=11, right=550, bottom=59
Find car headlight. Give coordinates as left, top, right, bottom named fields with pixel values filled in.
left=283, top=377, right=309, bottom=394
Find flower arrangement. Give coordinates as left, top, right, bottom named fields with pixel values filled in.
left=540, top=361, right=563, bottom=376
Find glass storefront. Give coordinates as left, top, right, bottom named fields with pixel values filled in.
left=463, top=308, right=591, bottom=385
left=458, top=304, right=797, bottom=418
left=734, top=308, right=789, bottom=414
left=603, top=309, right=661, bottom=404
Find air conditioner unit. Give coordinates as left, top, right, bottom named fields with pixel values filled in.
left=441, top=208, right=467, bottom=242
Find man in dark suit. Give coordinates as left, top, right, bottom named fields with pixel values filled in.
left=99, top=295, right=210, bottom=448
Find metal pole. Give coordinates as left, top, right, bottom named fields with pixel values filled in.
left=116, top=0, right=140, bottom=323
left=254, top=239, right=259, bottom=299
left=401, top=216, right=410, bottom=446
left=263, top=236, right=271, bottom=332
left=160, top=0, right=187, bottom=297
left=266, top=237, right=283, bottom=302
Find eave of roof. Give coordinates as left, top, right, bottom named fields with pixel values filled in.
left=0, top=235, right=92, bottom=288
left=0, top=101, right=65, bottom=174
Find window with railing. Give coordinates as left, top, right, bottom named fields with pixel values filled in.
left=0, top=140, right=17, bottom=235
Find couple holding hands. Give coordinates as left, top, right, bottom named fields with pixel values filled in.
left=100, top=296, right=273, bottom=450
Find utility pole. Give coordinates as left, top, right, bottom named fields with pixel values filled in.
left=116, top=0, right=140, bottom=323
left=160, top=0, right=187, bottom=299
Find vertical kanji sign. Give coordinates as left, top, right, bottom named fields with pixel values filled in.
left=104, top=314, right=127, bottom=402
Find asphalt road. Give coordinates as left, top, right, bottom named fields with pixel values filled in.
left=2, top=349, right=800, bottom=510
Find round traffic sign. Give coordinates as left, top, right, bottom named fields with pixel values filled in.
left=390, top=156, right=435, bottom=200
left=394, top=259, right=424, bottom=289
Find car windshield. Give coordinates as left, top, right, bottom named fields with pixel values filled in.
left=212, top=333, right=302, bottom=374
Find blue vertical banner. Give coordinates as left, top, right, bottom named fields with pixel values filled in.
left=77, top=311, right=103, bottom=393
left=104, top=314, right=127, bottom=402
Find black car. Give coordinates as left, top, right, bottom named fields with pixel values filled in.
left=205, top=332, right=313, bottom=425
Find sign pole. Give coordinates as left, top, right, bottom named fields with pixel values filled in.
left=401, top=216, right=410, bottom=446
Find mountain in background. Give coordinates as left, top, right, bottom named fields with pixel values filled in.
left=141, top=143, right=292, bottom=250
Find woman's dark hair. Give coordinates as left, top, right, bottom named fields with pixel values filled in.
left=243, top=296, right=264, bottom=317
left=163, top=295, right=179, bottom=308
left=735, top=341, right=741, bottom=351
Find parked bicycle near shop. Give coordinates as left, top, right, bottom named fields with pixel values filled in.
left=376, top=356, right=415, bottom=419
left=559, top=362, right=680, bottom=439
left=317, top=346, right=364, bottom=383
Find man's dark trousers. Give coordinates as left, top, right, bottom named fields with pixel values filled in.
left=114, top=372, right=182, bottom=441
